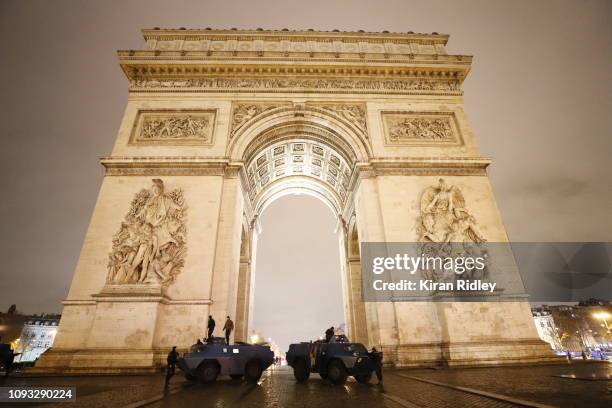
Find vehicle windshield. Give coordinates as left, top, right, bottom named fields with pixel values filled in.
left=345, top=344, right=367, bottom=354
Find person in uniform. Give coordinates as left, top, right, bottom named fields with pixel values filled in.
left=369, top=347, right=383, bottom=384
left=223, top=316, right=234, bottom=345
left=207, top=315, right=216, bottom=341
left=325, top=327, right=334, bottom=342
left=165, top=346, right=179, bottom=388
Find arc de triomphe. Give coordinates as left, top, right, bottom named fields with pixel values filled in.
left=38, top=29, right=555, bottom=372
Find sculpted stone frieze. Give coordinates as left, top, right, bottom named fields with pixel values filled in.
left=130, top=110, right=215, bottom=145
left=129, top=77, right=460, bottom=94
left=382, top=112, right=460, bottom=145
left=107, top=179, right=187, bottom=286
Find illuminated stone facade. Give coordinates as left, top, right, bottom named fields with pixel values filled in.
left=36, top=29, right=556, bottom=372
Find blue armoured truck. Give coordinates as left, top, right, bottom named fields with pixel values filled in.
left=177, top=337, right=275, bottom=384
left=285, top=335, right=379, bottom=385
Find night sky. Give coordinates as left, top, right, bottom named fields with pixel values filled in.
left=0, top=0, right=610, bottom=343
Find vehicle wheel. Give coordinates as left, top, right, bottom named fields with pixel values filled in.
left=355, top=372, right=372, bottom=384
left=196, top=361, right=219, bottom=384
left=184, top=373, right=197, bottom=382
left=319, top=371, right=328, bottom=380
left=327, top=360, right=348, bottom=385
left=244, top=360, right=262, bottom=383
left=230, top=374, right=243, bottom=380
left=293, top=358, right=310, bottom=382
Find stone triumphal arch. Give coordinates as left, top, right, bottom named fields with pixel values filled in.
left=38, top=29, right=556, bottom=372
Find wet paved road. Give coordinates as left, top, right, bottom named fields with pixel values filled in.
left=142, top=363, right=612, bottom=408
left=2, top=362, right=609, bottom=407
left=149, top=366, right=524, bottom=408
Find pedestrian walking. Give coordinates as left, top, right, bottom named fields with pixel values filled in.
left=369, top=347, right=383, bottom=384
left=207, top=315, right=216, bottom=340
left=223, top=316, right=234, bottom=345
left=165, top=346, right=179, bottom=388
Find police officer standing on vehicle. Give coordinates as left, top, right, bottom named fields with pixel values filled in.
left=325, top=326, right=334, bottom=342
left=369, top=347, right=383, bottom=384
left=207, top=315, right=216, bottom=341
left=165, top=346, right=179, bottom=388
left=223, top=316, right=234, bottom=345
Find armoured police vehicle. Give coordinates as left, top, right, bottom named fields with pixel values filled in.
left=286, top=335, right=376, bottom=385
left=177, top=337, right=275, bottom=384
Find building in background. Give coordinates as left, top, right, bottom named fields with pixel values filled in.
left=531, top=309, right=563, bottom=350
left=532, top=301, right=611, bottom=355
left=14, top=315, right=61, bottom=363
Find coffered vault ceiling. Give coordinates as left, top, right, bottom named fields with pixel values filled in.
left=245, top=138, right=353, bottom=209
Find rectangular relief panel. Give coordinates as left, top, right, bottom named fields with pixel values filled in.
left=381, top=111, right=463, bottom=146
left=129, top=109, right=216, bottom=145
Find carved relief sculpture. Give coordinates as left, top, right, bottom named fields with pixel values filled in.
left=390, top=117, right=452, bottom=141
left=230, top=103, right=283, bottom=137
left=130, top=110, right=215, bottom=144
left=382, top=112, right=460, bottom=145
left=417, top=179, right=487, bottom=282
left=418, top=178, right=485, bottom=243
left=107, top=179, right=187, bottom=285
left=317, top=104, right=368, bottom=138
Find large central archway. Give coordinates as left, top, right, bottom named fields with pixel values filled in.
left=229, top=105, right=371, bottom=346
left=252, top=194, right=345, bottom=352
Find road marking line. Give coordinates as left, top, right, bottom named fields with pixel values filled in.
left=395, top=373, right=557, bottom=408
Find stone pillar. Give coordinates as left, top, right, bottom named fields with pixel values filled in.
left=209, top=168, right=245, bottom=343
left=336, top=218, right=353, bottom=339
left=234, top=227, right=252, bottom=342
left=353, top=172, right=400, bottom=362
left=340, top=218, right=369, bottom=345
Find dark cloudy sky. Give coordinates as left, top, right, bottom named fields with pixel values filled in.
left=0, top=0, right=610, bottom=334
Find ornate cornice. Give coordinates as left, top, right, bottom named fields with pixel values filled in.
left=141, top=28, right=450, bottom=44
left=358, top=157, right=491, bottom=177
left=117, top=54, right=472, bottom=68
left=100, top=156, right=490, bottom=177
left=100, top=157, right=242, bottom=176
left=121, top=62, right=467, bottom=81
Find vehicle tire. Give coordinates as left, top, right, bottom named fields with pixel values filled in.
left=319, top=371, right=328, bottom=380
left=327, top=360, right=348, bottom=385
left=196, top=361, right=219, bottom=384
left=292, top=358, right=310, bottom=382
left=244, top=360, right=263, bottom=383
left=230, top=374, right=243, bottom=380
left=355, top=372, right=372, bottom=384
